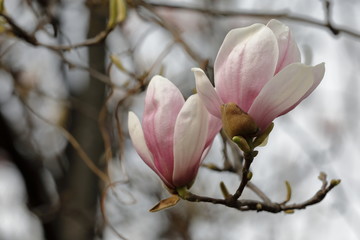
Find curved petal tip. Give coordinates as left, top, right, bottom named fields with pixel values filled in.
left=192, top=68, right=223, bottom=118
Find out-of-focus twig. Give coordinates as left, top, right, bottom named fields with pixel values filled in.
left=0, top=12, right=115, bottom=51
left=20, top=97, right=110, bottom=184
left=145, top=1, right=360, bottom=39
left=99, top=88, right=115, bottom=177
left=323, top=0, right=339, bottom=35
left=100, top=182, right=129, bottom=240
left=129, top=0, right=208, bottom=67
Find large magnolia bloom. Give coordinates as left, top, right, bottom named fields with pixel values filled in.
left=128, top=76, right=221, bottom=189
left=194, top=19, right=325, bottom=133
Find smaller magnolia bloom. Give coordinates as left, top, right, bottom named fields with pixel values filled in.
left=194, top=19, right=325, bottom=136
left=128, top=76, right=221, bottom=190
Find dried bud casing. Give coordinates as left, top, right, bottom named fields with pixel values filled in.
left=221, top=103, right=259, bottom=139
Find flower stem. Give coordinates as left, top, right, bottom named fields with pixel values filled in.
left=230, top=151, right=254, bottom=201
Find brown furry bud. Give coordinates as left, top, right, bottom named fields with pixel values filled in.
left=221, top=103, right=259, bottom=138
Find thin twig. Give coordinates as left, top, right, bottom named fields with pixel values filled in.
left=201, top=163, right=272, bottom=204
left=180, top=173, right=340, bottom=213
left=230, top=152, right=253, bottom=201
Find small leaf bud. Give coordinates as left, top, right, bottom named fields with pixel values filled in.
left=330, top=179, right=341, bottom=186
left=256, top=203, right=262, bottom=210
left=247, top=171, right=253, bottom=181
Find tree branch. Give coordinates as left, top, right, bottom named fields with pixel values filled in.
left=180, top=172, right=340, bottom=213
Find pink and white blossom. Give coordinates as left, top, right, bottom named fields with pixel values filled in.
left=194, top=19, right=325, bottom=132
left=128, top=75, right=221, bottom=189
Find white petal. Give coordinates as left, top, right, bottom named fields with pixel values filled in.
left=204, top=113, right=222, bottom=149
left=303, top=62, right=325, bottom=99
left=192, top=68, right=223, bottom=118
left=248, top=63, right=314, bottom=131
left=172, top=95, right=209, bottom=187
left=279, top=63, right=325, bottom=116
left=128, top=111, right=155, bottom=169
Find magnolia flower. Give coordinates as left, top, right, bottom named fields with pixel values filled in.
left=194, top=19, right=325, bottom=136
left=128, top=76, right=221, bottom=190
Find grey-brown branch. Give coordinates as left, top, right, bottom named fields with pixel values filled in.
left=180, top=172, right=340, bottom=213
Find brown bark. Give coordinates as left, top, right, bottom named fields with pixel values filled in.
left=55, top=3, right=107, bottom=240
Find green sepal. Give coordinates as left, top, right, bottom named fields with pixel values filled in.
left=232, top=135, right=251, bottom=153
left=176, top=186, right=189, bottom=199
left=253, top=122, right=274, bottom=148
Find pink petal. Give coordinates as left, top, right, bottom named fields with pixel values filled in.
left=267, top=19, right=301, bottom=73
left=172, top=95, right=209, bottom=187
left=248, top=63, right=314, bottom=131
left=128, top=111, right=173, bottom=187
left=142, top=75, right=185, bottom=182
left=214, top=23, right=279, bottom=112
left=280, top=63, right=325, bottom=116
left=193, top=67, right=223, bottom=118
